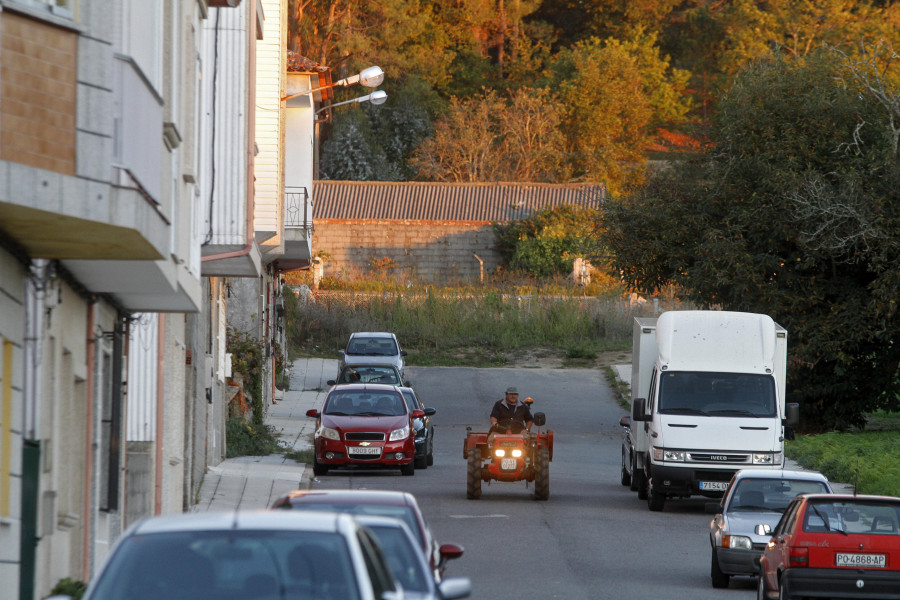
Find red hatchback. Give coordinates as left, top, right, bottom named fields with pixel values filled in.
left=306, top=383, right=422, bottom=476
left=758, top=493, right=900, bottom=600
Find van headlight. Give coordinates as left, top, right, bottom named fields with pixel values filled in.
left=653, top=447, right=685, bottom=462
left=753, top=453, right=781, bottom=465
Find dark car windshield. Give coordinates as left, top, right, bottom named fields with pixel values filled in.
left=325, top=390, right=406, bottom=416
left=280, top=503, right=421, bottom=543
left=347, top=337, right=398, bottom=356
left=86, top=529, right=360, bottom=600
left=728, top=478, right=830, bottom=513
left=366, top=524, right=431, bottom=593
left=336, top=366, right=401, bottom=385
left=658, top=371, right=776, bottom=417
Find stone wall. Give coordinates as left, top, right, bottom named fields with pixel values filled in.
left=312, top=220, right=503, bottom=283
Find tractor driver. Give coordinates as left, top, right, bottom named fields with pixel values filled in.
left=489, top=387, right=533, bottom=437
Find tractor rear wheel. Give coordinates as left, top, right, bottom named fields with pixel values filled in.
left=466, top=448, right=482, bottom=499
left=534, top=447, right=550, bottom=500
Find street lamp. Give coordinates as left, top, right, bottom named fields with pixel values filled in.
left=315, top=90, right=388, bottom=116
left=281, top=66, right=384, bottom=102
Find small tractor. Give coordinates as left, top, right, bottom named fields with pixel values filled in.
left=463, top=401, right=553, bottom=500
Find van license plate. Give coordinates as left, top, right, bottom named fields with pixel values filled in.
left=700, top=481, right=729, bottom=491
left=836, top=553, right=885, bottom=568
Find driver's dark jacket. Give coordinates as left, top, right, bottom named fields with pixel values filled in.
left=490, top=399, right=533, bottom=426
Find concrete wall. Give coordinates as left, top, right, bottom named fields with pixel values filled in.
left=313, top=220, right=503, bottom=283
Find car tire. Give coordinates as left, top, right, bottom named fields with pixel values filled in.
left=757, top=573, right=768, bottom=600
left=312, top=457, right=328, bottom=477
left=426, top=436, right=434, bottom=466
left=534, top=447, right=550, bottom=501
left=778, top=578, right=790, bottom=600
left=710, top=550, right=730, bottom=588
left=415, top=451, right=428, bottom=469
left=647, top=479, right=665, bottom=511
left=620, top=448, right=632, bottom=487
left=466, top=448, right=482, bottom=499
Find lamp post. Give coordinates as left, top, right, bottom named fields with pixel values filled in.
left=281, top=66, right=384, bottom=102
left=315, top=90, right=388, bottom=120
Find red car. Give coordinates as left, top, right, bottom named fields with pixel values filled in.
left=306, top=383, right=423, bottom=476
left=758, top=493, right=900, bottom=599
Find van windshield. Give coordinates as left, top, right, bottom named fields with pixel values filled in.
left=658, top=372, right=776, bottom=417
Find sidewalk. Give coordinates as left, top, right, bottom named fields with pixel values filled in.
left=192, top=358, right=338, bottom=512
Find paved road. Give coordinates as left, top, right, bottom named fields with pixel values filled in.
left=309, top=365, right=755, bottom=600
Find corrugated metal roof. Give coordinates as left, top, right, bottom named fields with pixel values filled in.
left=313, top=181, right=606, bottom=222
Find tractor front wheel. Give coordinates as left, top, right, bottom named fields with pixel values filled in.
left=466, top=448, right=482, bottom=499
left=534, top=447, right=550, bottom=500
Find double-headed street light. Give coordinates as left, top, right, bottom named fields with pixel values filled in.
left=315, top=90, right=388, bottom=119
left=281, top=66, right=384, bottom=102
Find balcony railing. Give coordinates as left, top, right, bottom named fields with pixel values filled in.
left=285, top=186, right=313, bottom=230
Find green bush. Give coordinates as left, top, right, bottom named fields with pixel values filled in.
left=786, top=430, right=900, bottom=496
left=225, top=419, right=283, bottom=458
left=50, top=578, right=87, bottom=600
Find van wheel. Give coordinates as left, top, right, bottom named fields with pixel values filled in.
left=647, top=479, right=665, bottom=511
left=710, top=550, right=730, bottom=588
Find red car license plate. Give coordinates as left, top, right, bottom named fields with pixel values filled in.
left=347, top=446, right=381, bottom=456
left=835, top=553, right=886, bottom=568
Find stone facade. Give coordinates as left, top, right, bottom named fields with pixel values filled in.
left=313, top=219, right=502, bottom=283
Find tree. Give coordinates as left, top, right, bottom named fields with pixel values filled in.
left=410, top=87, right=568, bottom=182
left=493, top=205, right=605, bottom=277
left=601, top=47, right=900, bottom=431
left=549, top=33, right=692, bottom=193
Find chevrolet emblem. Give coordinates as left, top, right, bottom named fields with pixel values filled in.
left=359, top=442, right=371, bottom=447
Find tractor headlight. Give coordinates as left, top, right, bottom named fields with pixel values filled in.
left=495, top=449, right=506, bottom=458
left=511, top=449, right=522, bottom=457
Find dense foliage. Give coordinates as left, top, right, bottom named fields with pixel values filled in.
left=602, top=45, right=900, bottom=431
left=492, top=204, right=605, bottom=277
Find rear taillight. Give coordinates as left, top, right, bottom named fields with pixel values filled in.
left=788, top=547, right=809, bottom=568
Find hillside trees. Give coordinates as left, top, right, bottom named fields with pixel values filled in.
left=601, top=46, right=900, bottom=431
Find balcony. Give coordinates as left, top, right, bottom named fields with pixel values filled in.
left=272, top=186, right=313, bottom=272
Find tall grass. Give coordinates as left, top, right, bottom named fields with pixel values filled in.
left=786, top=431, right=900, bottom=496
left=284, top=287, right=657, bottom=366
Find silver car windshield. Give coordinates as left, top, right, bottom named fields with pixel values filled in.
left=728, top=478, right=830, bottom=513
left=87, top=529, right=360, bottom=600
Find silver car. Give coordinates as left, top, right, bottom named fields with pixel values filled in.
left=355, top=515, right=471, bottom=600
left=52, top=511, right=404, bottom=600
left=708, top=468, right=833, bottom=588
left=339, top=332, right=407, bottom=378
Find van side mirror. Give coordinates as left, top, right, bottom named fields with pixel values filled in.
left=632, top=398, right=649, bottom=422
left=784, top=402, right=800, bottom=427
